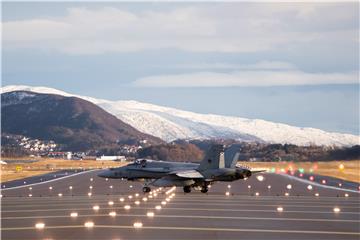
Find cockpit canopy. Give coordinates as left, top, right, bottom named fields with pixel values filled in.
left=132, top=159, right=147, bottom=167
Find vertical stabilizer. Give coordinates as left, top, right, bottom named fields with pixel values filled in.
left=197, top=144, right=225, bottom=171
left=230, top=152, right=240, bottom=168
left=224, top=144, right=241, bottom=168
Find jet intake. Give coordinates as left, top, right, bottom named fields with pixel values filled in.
left=152, top=178, right=195, bottom=187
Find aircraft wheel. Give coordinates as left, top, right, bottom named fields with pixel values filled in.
left=183, top=186, right=191, bottom=193
left=200, top=187, right=208, bottom=193
left=142, top=187, right=151, bottom=193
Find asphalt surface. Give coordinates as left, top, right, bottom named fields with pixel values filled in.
left=1, top=169, right=86, bottom=189
left=1, top=170, right=359, bottom=240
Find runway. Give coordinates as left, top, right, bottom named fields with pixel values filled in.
left=1, top=170, right=359, bottom=239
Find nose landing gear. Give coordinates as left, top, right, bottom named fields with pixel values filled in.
left=142, top=186, right=151, bottom=193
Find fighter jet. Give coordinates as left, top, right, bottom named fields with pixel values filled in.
left=98, top=144, right=265, bottom=193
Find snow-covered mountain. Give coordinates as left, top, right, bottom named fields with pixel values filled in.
left=2, top=85, right=359, bottom=146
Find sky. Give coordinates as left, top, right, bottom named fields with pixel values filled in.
left=2, top=2, right=359, bottom=135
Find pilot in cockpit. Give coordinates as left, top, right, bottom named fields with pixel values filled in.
left=134, top=159, right=147, bottom=167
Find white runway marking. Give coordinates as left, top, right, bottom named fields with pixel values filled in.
left=1, top=170, right=99, bottom=190
left=3, top=214, right=359, bottom=223
left=2, top=206, right=360, bottom=214
left=3, top=194, right=359, bottom=202
left=3, top=202, right=359, bottom=209
left=279, top=173, right=360, bottom=193
left=3, top=198, right=359, bottom=206
left=1, top=225, right=359, bottom=236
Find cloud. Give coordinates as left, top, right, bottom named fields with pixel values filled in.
left=132, top=70, right=358, bottom=87
left=172, top=61, right=297, bottom=70
left=2, top=3, right=358, bottom=54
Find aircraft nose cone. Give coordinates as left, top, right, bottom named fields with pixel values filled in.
left=97, top=170, right=110, bottom=178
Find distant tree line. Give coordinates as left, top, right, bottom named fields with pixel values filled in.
left=2, top=133, right=359, bottom=162
left=187, top=140, right=360, bottom=162
left=137, top=143, right=204, bottom=162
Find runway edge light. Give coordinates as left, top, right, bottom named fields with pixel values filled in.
left=84, top=221, right=94, bottom=228
left=35, top=223, right=45, bottom=229
left=133, top=222, right=143, bottom=228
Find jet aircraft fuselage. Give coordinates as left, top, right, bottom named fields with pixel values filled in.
left=98, top=145, right=262, bottom=193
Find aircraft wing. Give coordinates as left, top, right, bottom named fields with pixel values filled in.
left=170, top=169, right=204, bottom=179
left=251, top=170, right=267, bottom=174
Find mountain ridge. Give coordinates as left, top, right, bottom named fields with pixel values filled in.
left=1, top=90, right=163, bottom=150
left=2, top=85, right=359, bottom=147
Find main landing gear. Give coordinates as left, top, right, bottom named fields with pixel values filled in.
left=200, top=186, right=208, bottom=193
left=183, top=185, right=209, bottom=193
left=142, top=186, right=151, bottom=193
left=183, top=186, right=191, bottom=193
